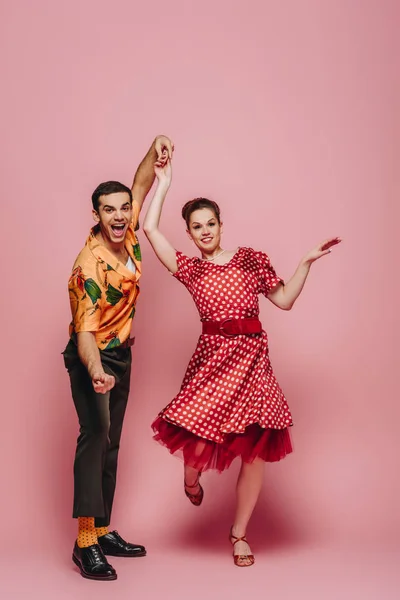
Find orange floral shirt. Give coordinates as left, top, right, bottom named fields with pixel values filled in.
left=68, top=200, right=142, bottom=349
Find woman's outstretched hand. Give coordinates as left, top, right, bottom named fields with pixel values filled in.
left=302, top=237, right=342, bottom=265
left=154, top=156, right=172, bottom=188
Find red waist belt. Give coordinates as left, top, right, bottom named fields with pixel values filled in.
left=202, top=317, right=262, bottom=338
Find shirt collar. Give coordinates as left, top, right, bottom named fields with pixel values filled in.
left=86, top=225, right=141, bottom=280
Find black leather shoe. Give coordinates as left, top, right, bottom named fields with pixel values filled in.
left=98, top=530, right=147, bottom=557
left=72, top=542, right=117, bottom=580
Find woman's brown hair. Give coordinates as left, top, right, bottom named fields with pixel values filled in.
left=181, top=198, right=221, bottom=228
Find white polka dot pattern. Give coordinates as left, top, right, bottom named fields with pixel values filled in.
left=160, top=247, right=293, bottom=443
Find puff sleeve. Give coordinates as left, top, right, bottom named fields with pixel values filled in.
left=254, top=250, right=284, bottom=297
left=172, top=251, right=199, bottom=289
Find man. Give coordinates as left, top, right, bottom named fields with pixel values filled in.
left=63, top=135, right=174, bottom=581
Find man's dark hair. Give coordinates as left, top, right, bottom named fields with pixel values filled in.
left=181, top=197, right=221, bottom=228
left=91, top=181, right=132, bottom=211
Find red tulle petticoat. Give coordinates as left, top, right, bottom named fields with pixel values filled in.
left=152, top=417, right=293, bottom=473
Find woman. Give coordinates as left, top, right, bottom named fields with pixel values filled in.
left=143, top=158, right=340, bottom=567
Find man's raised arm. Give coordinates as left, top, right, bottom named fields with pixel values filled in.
left=131, top=135, right=174, bottom=211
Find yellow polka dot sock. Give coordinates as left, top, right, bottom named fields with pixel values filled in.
left=96, top=526, right=109, bottom=538
left=77, top=517, right=98, bottom=548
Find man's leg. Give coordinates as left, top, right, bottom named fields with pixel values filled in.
left=69, top=362, right=111, bottom=530
left=94, top=349, right=147, bottom=557
left=66, top=359, right=118, bottom=580
left=95, top=356, right=131, bottom=530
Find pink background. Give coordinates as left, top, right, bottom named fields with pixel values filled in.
left=1, top=0, right=399, bottom=598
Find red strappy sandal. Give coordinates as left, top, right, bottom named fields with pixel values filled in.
left=184, top=475, right=204, bottom=506
left=229, top=528, right=255, bottom=567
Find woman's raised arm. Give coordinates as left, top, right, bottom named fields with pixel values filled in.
left=143, top=159, right=178, bottom=274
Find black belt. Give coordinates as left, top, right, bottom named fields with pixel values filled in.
left=119, top=337, right=136, bottom=348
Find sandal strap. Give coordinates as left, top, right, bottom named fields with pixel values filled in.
left=186, top=489, right=201, bottom=498
left=184, top=472, right=201, bottom=489
left=184, top=480, right=200, bottom=489
left=184, top=479, right=203, bottom=501
left=234, top=555, right=255, bottom=566
left=229, top=529, right=248, bottom=546
left=232, top=535, right=248, bottom=546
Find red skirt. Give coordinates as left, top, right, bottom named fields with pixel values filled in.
left=152, top=417, right=293, bottom=473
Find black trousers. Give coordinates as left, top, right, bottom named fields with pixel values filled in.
left=63, top=339, right=132, bottom=527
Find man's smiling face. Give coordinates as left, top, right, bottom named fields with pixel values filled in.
left=93, top=192, right=133, bottom=245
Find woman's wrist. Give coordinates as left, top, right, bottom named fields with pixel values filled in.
left=299, top=257, right=312, bottom=270
left=156, top=179, right=171, bottom=192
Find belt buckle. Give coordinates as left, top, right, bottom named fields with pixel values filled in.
left=219, top=317, right=236, bottom=338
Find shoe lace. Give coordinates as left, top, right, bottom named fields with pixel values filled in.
left=91, top=546, right=103, bottom=563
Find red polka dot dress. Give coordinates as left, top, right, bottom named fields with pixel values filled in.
left=152, top=247, right=293, bottom=472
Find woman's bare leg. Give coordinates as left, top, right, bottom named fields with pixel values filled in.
left=230, top=458, right=264, bottom=565
left=184, top=464, right=200, bottom=491
left=183, top=439, right=207, bottom=495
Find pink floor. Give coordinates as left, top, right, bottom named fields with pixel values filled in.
left=2, top=539, right=399, bottom=600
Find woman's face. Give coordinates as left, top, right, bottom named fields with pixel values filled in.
left=187, top=208, right=223, bottom=253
